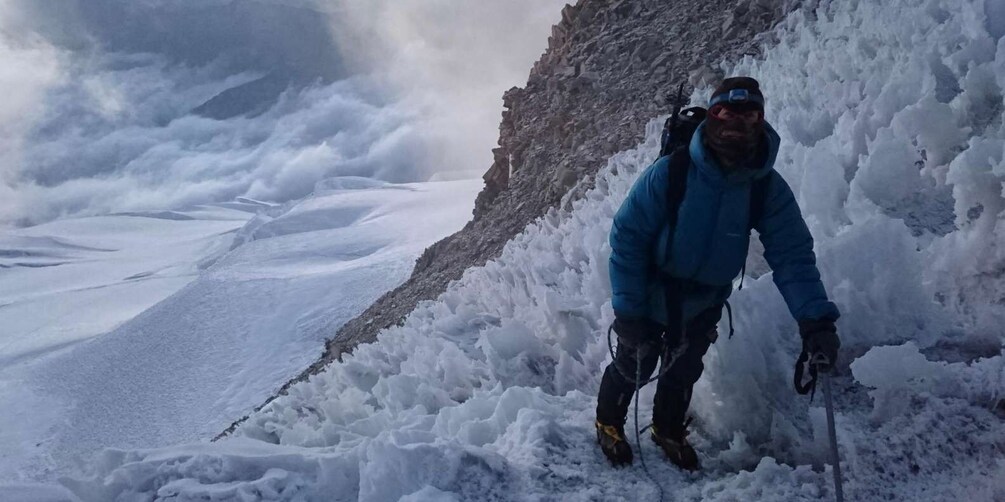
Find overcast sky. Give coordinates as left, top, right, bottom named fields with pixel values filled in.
left=0, top=0, right=565, bottom=226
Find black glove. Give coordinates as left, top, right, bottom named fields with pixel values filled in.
left=798, top=319, right=840, bottom=370
left=612, top=316, right=663, bottom=354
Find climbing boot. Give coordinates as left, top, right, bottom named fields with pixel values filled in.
left=595, top=420, right=633, bottom=467
left=651, top=423, right=700, bottom=471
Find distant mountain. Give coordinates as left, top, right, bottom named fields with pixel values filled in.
left=191, top=73, right=294, bottom=119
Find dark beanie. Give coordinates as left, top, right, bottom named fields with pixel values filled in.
left=709, top=77, right=764, bottom=110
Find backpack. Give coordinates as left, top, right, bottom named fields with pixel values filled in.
left=658, top=106, right=706, bottom=159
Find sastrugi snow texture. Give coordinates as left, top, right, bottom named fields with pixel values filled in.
left=50, top=0, right=1005, bottom=500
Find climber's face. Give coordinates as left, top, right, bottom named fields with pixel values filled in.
left=705, top=103, right=765, bottom=166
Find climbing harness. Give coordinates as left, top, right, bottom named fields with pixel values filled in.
left=605, top=324, right=687, bottom=388
left=634, top=348, right=667, bottom=502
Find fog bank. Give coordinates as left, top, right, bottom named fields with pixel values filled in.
left=0, top=0, right=564, bottom=226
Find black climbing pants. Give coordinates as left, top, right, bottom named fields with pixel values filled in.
left=596, top=305, right=723, bottom=435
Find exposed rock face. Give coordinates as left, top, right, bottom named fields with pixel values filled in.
left=222, top=0, right=800, bottom=435
left=325, top=0, right=796, bottom=362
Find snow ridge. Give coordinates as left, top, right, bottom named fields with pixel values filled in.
left=60, top=0, right=1005, bottom=500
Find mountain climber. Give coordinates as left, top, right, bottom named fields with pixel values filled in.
left=595, top=77, right=841, bottom=470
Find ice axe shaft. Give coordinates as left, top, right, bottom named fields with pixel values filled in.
left=813, top=354, right=845, bottom=502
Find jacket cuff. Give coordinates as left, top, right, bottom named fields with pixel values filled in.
left=795, top=301, right=840, bottom=324
left=798, top=318, right=836, bottom=338
left=613, top=311, right=644, bottom=322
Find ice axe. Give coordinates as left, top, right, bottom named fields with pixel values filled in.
left=795, top=352, right=845, bottom=502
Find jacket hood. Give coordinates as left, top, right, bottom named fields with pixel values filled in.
left=688, top=120, right=781, bottom=184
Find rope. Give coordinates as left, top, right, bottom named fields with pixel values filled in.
left=606, top=300, right=722, bottom=385
left=607, top=325, right=681, bottom=386
left=724, top=301, right=735, bottom=339
left=608, top=327, right=684, bottom=501
left=633, top=347, right=667, bottom=502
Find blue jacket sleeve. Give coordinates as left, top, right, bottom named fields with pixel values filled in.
left=755, top=172, right=840, bottom=322
left=609, top=159, right=669, bottom=319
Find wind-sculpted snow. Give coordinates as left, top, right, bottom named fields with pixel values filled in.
left=53, top=0, right=1005, bottom=500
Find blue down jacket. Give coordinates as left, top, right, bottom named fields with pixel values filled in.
left=609, top=121, right=840, bottom=325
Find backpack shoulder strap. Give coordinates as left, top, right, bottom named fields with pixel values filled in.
left=665, top=146, right=691, bottom=229
left=662, top=147, right=691, bottom=344
left=748, top=171, right=773, bottom=231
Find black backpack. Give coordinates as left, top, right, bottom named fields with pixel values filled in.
left=658, top=105, right=706, bottom=159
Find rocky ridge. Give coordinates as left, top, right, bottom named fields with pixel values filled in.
left=326, top=0, right=798, bottom=367
left=220, top=0, right=801, bottom=437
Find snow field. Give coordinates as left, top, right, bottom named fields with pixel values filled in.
left=0, top=178, right=480, bottom=486
left=0, top=205, right=254, bottom=482
left=53, top=0, right=1005, bottom=500
left=0, top=206, right=253, bottom=367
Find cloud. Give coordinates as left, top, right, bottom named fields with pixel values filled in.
left=0, top=4, right=65, bottom=222
left=329, top=0, right=566, bottom=178
left=0, top=0, right=564, bottom=226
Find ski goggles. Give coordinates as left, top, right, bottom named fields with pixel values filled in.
left=708, top=88, right=765, bottom=109
left=708, top=103, right=763, bottom=123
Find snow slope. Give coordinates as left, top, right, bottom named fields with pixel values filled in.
left=0, top=178, right=480, bottom=484
left=29, top=0, right=1005, bottom=500
left=0, top=204, right=254, bottom=480
left=0, top=205, right=252, bottom=369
